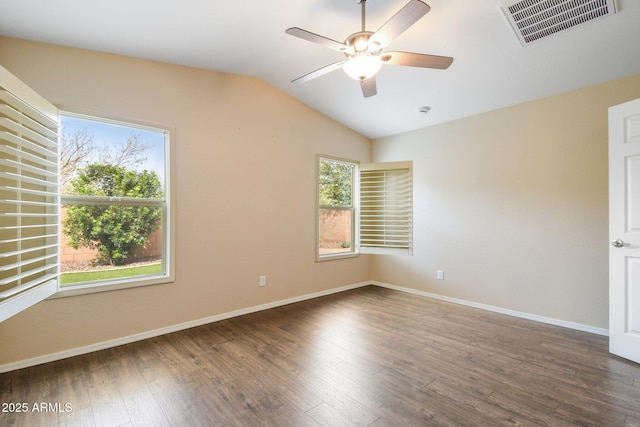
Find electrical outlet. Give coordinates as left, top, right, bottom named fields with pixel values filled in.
left=259, top=275, right=266, bottom=287
left=437, top=270, right=444, bottom=280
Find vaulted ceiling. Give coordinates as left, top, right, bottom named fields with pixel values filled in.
left=1, top=0, right=639, bottom=138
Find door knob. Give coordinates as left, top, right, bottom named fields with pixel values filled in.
left=612, top=239, right=625, bottom=248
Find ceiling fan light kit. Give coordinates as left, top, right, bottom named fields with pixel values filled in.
left=285, top=0, right=453, bottom=97
left=343, top=53, right=383, bottom=80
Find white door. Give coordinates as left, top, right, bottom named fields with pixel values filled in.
left=609, top=98, right=640, bottom=363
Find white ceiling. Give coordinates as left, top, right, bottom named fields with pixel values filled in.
left=1, top=0, right=639, bottom=139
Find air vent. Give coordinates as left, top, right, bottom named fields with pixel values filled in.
left=501, top=0, right=617, bottom=46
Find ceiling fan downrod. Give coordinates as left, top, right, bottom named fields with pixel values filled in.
left=345, top=0, right=376, bottom=55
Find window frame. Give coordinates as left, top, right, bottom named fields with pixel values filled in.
left=54, top=110, right=175, bottom=298
left=316, top=155, right=359, bottom=262
left=316, top=155, right=414, bottom=261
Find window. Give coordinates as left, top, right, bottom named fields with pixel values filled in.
left=317, top=156, right=413, bottom=261
left=58, top=112, right=173, bottom=295
left=1, top=65, right=174, bottom=323
left=318, top=157, right=356, bottom=260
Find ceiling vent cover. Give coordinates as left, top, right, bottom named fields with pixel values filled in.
left=501, top=0, right=617, bottom=46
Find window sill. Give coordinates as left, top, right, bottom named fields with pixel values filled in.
left=50, top=274, right=174, bottom=299
left=316, top=252, right=360, bottom=262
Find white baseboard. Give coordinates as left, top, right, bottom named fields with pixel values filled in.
left=371, top=281, right=609, bottom=337
left=0, top=281, right=370, bottom=374
left=0, top=280, right=608, bottom=373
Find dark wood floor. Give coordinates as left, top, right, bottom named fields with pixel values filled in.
left=1, top=286, right=640, bottom=426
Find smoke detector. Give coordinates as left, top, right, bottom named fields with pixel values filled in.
left=501, top=0, right=617, bottom=46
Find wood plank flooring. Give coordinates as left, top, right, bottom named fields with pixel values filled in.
left=1, top=285, right=640, bottom=426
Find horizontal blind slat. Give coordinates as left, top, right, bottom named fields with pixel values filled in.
left=0, top=212, right=58, bottom=218
left=1, top=130, right=58, bottom=158
left=0, top=223, right=58, bottom=231
left=0, top=88, right=57, bottom=129
left=0, top=185, right=57, bottom=198
left=0, top=274, right=58, bottom=300
left=0, top=117, right=57, bottom=149
left=0, top=254, right=58, bottom=273
left=0, top=233, right=59, bottom=245
left=0, top=264, right=57, bottom=287
left=0, top=171, right=58, bottom=187
left=0, top=243, right=58, bottom=259
left=1, top=199, right=58, bottom=208
left=0, top=103, right=58, bottom=140
left=0, top=158, right=58, bottom=179
left=0, top=144, right=58, bottom=169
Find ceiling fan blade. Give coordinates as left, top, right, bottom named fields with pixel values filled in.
left=360, top=76, right=377, bottom=98
left=285, top=27, right=353, bottom=54
left=369, top=0, right=430, bottom=48
left=381, top=51, right=453, bottom=69
left=291, top=61, right=346, bottom=84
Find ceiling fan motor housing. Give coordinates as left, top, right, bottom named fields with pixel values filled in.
left=345, top=31, right=381, bottom=56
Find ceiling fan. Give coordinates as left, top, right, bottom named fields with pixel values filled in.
left=285, top=0, right=453, bottom=98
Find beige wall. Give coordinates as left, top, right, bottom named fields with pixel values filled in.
left=371, top=74, right=640, bottom=329
left=0, top=37, right=371, bottom=366
left=2, top=35, right=639, bottom=368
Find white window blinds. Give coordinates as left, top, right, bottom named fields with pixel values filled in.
left=360, top=161, right=413, bottom=255
left=0, top=66, right=59, bottom=322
